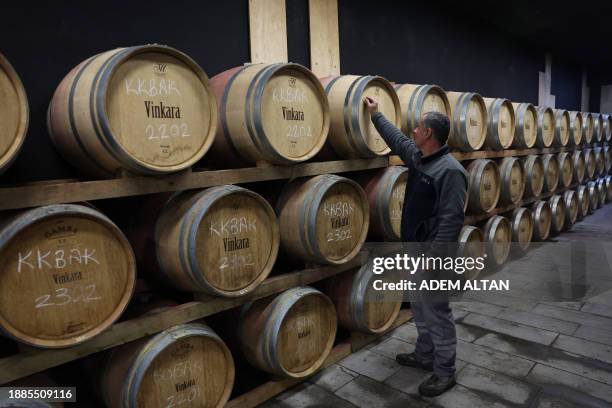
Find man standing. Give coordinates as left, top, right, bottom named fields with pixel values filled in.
left=364, top=96, right=468, bottom=397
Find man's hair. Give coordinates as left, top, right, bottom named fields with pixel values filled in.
left=422, top=111, right=450, bottom=145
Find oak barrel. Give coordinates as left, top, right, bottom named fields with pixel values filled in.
left=548, top=194, right=566, bottom=235
left=605, top=176, right=612, bottom=201
left=587, top=181, right=599, bottom=212
left=536, top=106, right=555, bottom=148
left=576, top=185, right=590, bottom=219
left=0, top=204, right=135, bottom=348
left=322, top=75, right=400, bottom=158
left=498, top=157, right=525, bottom=205
left=457, top=226, right=485, bottom=279
left=510, top=207, right=533, bottom=253
left=210, top=63, right=329, bottom=166
left=592, top=113, right=603, bottom=143
left=562, top=190, right=579, bottom=230
left=48, top=45, right=216, bottom=177
left=597, top=178, right=607, bottom=205
left=153, top=186, right=279, bottom=297
left=396, top=84, right=451, bottom=137
left=531, top=200, right=552, bottom=241
left=446, top=91, right=487, bottom=151
left=483, top=215, right=511, bottom=265
left=571, top=150, right=585, bottom=183
left=511, top=102, right=537, bottom=148
left=521, top=155, right=545, bottom=198
left=542, top=154, right=559, bottom=193
left=582, top=112, right=594, bottom=144
left=99, top=323, right=234, bottom=408
left=604, top=113, right=612, bottom=142
left=276, top=174, right=369, bottom=265
left=553, top=109, right=570, bottom=146
left=0, top=53, right=28, bottom=175
left=585, top=148, right=596, bottom=180
left=557, top=152, right=573, bottom=189
left=326, top=266, right=402, bottom=334
left=604, top=146, right=611, bottom=173
left=239, top=286, right=337, bottom=378
left=466, top=159, right=501, bottom=213
left=595, top=147, right=605, bottom=176
left=568, top=111, right=583, bottom=146
left=360, top=166, right=408, bottom=241
left=483, top=97, right=515, bottom=150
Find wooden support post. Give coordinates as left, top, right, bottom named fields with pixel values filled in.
left=249, top=0, right=288, bottom=63
left=309, top=0, right=340, bottom=77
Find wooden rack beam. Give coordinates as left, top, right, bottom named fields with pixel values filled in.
left=0, top=158, right=389, bottom=211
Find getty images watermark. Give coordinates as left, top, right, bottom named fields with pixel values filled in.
left=369, top=252, right=511, bottom=292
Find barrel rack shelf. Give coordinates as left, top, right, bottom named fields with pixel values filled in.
left=0, top=157, right=390, bottom=211
left=0, top=258, right=367, bottom=384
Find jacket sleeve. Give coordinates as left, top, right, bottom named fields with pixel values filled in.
left=371, top=112, right=419, bottom=168
left=433, top=169, right=468, bottom=242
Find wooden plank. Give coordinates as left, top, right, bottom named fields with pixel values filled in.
left=249, top=0, right=288, bottom=63
left=309, top=0, right=340, bottom=77
left=225, top=343, right=351, bottom=408
left=350, top=309, right=413, bottom=352
left=0, top=158, right=388, bottom=211
left=0, top=260, right=359, bottom=384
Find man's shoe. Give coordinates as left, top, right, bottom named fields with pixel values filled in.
left=418, top=374, right=456, bottom=397
left=395, top=353, right=433, bottom=371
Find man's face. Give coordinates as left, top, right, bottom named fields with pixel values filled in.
left=412, top=118, right=432, bottom=150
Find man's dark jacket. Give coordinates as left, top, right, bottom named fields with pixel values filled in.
left=371, top=112, right=468, bottom=242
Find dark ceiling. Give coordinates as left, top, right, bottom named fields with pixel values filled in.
left=438, top=0, right=612, bottom=67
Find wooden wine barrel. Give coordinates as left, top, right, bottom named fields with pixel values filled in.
left=587, top=181, right=599, bottom=212
left=0, top=53, right=28, bottom=176
left=153, top=186, right=279, bottom=297
left=321, top=75, right=400, bottom=158
left=595, top=147, right=605, bottom=176
left=582, top=112, right=594, bottom=144
left=276, top=174, right=369, bottom=265
left=604, top=113, right=612, bottom=142
left=466, top=159, right=501, bottom=213
left=606, top=176, right=612, bottom=202
left=592, top=113, right=603, bottom=143
left=542, top=153, right=559, bottom=193
left=585, top=148, right=596, bottom=180
left=483, top=97, right=515, bottom=150
left=239, top=286, right=337, bottom=378
left=568, top=111, right=583, bottom=146
left=531, top=201, right=552, bottom=241
left=597, top=178, right=607, bottom=205
left=557, top=152, right=573, bottom=189
left=511, top=102, right=537, bottom=148
left=553, top=109, right=570, bottom=146
left=395, top=84, right=451, bottom=137
left=548, top=194, right=566, bottom=235
left=536, top=106, right=555, bottom=148
left=510, top=207, right=533, bottom=253
left=604, top=146, right=611, bottom=173
left=571, top=150, right=585, bottom=183
left=601, top=113, right=610, bottom=142
left=326, top=266, right=402, bottom=334
left=457, top=226, right=485, bottom=279
left=576, top=185, right=590, bottom=219
left=562, top=190, right=579, bottom=230
left=498, top=157, right=525, bottom=205
left=483, top=215, right=511, bottom=265
left=0, top=204, right=135, bottom=348
left=99, top=323, right=234, bottom=408
left=360, top=166, right=408, bottom=241
left=521, top=155, right=545, bottom=197
left=210, top=63, right=329, bottom=166
left=48, top=45, right=216, bottom=177
left=447, top=91, right=487, bottom=151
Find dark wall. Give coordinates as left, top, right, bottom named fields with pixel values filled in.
left=550, top=57, right=582, bottom=111
left=0, top=1, right=586, bottom=183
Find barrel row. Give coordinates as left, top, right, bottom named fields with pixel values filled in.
left=460, top=176, right=611, bottom=265
left=3, top=46, right=612, bottom=178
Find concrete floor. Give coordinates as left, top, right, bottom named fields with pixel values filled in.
left=262, top=203, right=612, bottom=408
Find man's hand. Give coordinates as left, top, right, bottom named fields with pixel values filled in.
left=364, top=96, right=379, bottom=114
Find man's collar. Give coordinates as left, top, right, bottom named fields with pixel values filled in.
left=421, top=144, right=450, bottom=164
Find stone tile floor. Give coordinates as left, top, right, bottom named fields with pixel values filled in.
left=261, top=203, right=612, bottom=407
